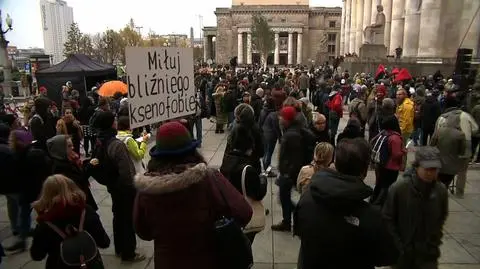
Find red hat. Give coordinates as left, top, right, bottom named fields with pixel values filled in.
left=376, top=85, right=386, bottom=96
left=280, top=106, right=297, bottom=122
left=150, top=121, right=200, bottom=157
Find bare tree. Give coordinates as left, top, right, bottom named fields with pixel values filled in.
left=251, top=14, right=274, bottom=70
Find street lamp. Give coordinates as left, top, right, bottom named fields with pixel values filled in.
left=0, top=10, right=13, bottom=96
left=211, top=36, right=216, bottom=63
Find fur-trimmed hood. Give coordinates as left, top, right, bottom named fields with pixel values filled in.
left=134, top=163, right=209, bottom=194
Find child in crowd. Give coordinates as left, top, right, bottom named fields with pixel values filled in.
left=297, top=142, right=334, bottom=193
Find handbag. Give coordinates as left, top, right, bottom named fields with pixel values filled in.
left=241, top=165, right=266, bottom=234
left=209, top=170, right=253, bottom=269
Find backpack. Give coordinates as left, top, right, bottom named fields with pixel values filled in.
left=45, top=209, right=104, bottom=269
left=300, top=128, right=317, bottom=166
left=370, top=131, right=390, bottom=166
left=83, top=138, right=118, bottom=186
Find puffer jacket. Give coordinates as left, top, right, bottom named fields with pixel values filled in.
left=133, top=163, right=252, bottom=269
left=396, top=98, right=415, bottom=134
left=294, top=168, right=398, bottom=269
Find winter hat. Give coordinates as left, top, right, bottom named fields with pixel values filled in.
left=280, top=106, right=297, bottom=123
left=93, top=111, right=115, bottom=131
left=149, top=121, right=200, bottom=158
left=256, top=88, right=264, bottom=97
left=376, top=85, right=386, bottom=97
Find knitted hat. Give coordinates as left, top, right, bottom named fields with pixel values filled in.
left=280, top=106, right=296, bottom=123
left=149, top=121, right=200, bottom=157
left=376, top=85, right=386, bottom=96
left=93, top=111, right=115, bottom=131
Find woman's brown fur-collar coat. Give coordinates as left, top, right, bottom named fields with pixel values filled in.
left=133, top=163, right=252, bottom=269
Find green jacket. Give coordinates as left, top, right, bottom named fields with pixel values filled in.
left=116, top=130, right=147, bottom=161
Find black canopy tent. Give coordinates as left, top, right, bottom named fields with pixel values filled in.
left=36, top=54, right=117, bottom=106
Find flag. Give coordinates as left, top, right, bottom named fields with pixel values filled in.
left=394, top=68, right=413, bottom=82
left=375, top=64, right=386, bottom=79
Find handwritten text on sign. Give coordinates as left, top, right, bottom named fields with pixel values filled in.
left=125, top=47, right=195, bottom=129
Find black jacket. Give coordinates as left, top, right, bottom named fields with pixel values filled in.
left=220, top=150, right=264, bottom=200
left=259, top=108, right=281, bottom=140
left=250, top=94, right=263, bottom=122
left=383, top=169, right=448, bottom=266
left=421, top=96, right=441, bottom=132
left=30, top=205, right=110, bottom=269
left=279, top=121, right=304, bottom=178
left=309, top=124, right=330, bottom=144
left=294, top=169, right=398, bottom=269
left=30, top=113, right=57, bottom=151
left=0, top=137, right=16, bottom=194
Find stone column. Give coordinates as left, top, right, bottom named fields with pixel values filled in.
left=344, top=0, right=351, bottom=53
left=274, top=32, right=280, bottom=65
left=363, top=0, right=373, bottom=37
left=349, top=0, right=357, bottom=54
left=297, top=33, right=303, bottom=64
left=402, top=0, right=421, bottom=57
left=246, top=32, right=252, bottom=64
left=460, top=0, right=480, bottom=57
left=417, top=0, right=442, bottom=57
left=355, top=0, right=364, bottom=53
left=389, top=0, right=405, bottom=55
left=340, top=0, right=346, bottom=55
left=203, top=36, right=209, bottom=62
left=372, top=0, right=380, bottom=24
left=237, top=32, right=243, bottom=64
left=288, top=32, right=294, bottom=65
left=382, top=0, right=393, bottom=52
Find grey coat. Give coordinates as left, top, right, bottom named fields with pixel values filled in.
left=430, top=125, right=466, bottom=175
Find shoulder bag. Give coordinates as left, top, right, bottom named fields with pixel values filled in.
left=241, top=165, right=266, bottom=234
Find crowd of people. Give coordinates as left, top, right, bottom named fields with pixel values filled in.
left=0, top=63, right=478, bottom=269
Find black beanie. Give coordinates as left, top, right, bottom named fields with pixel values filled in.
left=93, top=111, right=115, bottom=130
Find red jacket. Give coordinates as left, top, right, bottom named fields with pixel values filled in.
left=327, top=93, right=343, bottom=118
left=384, top=130, right=405, bottom=171
left=133, top=163, right=252, bottom=269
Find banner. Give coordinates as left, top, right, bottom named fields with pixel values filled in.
left=125, top=47, right=195, bottom=129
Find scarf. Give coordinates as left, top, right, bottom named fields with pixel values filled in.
left=37, top=200, right=86, bottom=222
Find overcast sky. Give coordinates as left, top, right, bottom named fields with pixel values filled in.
left=2, top=0, right=343, bottom=49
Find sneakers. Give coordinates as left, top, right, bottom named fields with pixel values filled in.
left=4, top=239, right=26, bottom=253
left=271, top=221, right=291, bottom=232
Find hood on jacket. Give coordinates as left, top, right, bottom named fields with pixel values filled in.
left=47, top=135, right=68, bottom=160
left=134, top=163, right=208, bottom=194
left=309, top=168, right=372, bottom=212
left=342, top=119, right=362, bottom=136
left=116, top=130, right=133, bottom=142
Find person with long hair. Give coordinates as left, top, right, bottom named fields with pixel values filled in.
left=30, top=175, right=110, bottom=269
left=297, top=142, right=334, bottom=193
left=56, top=107, right=83, bottom=155
left=133, top=121, right=252, bottom=269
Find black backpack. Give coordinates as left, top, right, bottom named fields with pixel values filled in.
left=370, top=131, right=390, bottom=166
left=300, top=128, right=317, bottom=166
left=45, top=210, right=104, bottom=269
left=83, top=138, right=118, bottom=186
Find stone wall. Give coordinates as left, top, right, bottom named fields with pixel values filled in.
left=232, top=0, right=308, bottom=5
left=216, top=13, right=234, bottom=64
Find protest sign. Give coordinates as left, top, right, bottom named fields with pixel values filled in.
left=125, top=47, right=195, bottom=129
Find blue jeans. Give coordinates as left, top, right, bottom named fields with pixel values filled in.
left=278, top=175, right=294, bottom=225
left=263, top=137, right=277, bottom=169
left=6, top=194, right=31, bottom=239
left=411, top=128, right=422, bottom=146
left=228, top=112, right=235, bottom=130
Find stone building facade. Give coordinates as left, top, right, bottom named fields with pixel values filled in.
left=203, top=0, right=342, bottom=65
left=341, top=0, right=480, bottom=58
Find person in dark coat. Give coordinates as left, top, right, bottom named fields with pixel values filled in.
left=310, top=112, right=330, bottom=144
left=134, top=121, right=252, bottom=269
left=30, top=175, right=110, bottom=269
left=258, top=98, right=281, bottom=175
left=294, top=138, right=398, bottom=269
left=420, top=91, right=441, bottom=146
left=383, top=147, right=448, bottom=269
left=77, top=96, right=96, bottom=156
left=224, top=103, right=264, bottom=173
left=0, top=123, right=14, bottom=194
left=250, top=88, right=264, bottom=122
left=272, top=106, right=305, bottom=232
left=30, top=97, right=57, bottom=151
left=47, top=135, right=97, bottom=211
left=337, top=118, right=363, bottom=144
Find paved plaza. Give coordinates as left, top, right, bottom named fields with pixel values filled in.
left=1, top=117, right=480, bottom=269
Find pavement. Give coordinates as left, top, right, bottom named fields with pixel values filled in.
left=2, top=116, right=480, bottom=269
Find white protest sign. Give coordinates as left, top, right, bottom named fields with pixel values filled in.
left=125, top=47, right=195, bottom=129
